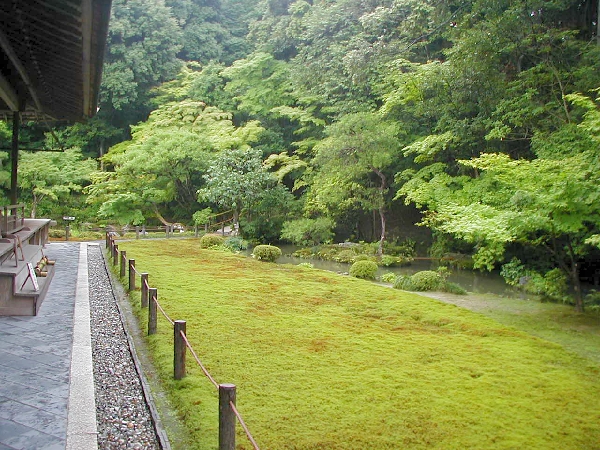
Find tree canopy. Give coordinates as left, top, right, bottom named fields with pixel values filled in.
left=4, top=0, right=600, bottom=309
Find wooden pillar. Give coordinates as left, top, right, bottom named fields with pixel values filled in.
left=219, top=384, right=237, bottom=450
left=148, top=288, right=157, bottom=335
left=10, top=111, right=19, bottom=205
left=113, top=244, right=119, bottom=266
left=120, top=250, right=127, bottom=278
left=174, top=320, right=186, bottom=380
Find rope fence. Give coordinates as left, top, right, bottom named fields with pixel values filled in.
left=106, top=233, right=260, bottom=450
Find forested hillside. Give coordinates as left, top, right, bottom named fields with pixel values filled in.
left=2, top=0, right=600, bottom=310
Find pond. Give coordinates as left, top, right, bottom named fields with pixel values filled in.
left=248, top=245, right=525, bottom=298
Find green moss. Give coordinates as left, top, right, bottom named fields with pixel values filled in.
left=118, top=239, right=600, bottom=450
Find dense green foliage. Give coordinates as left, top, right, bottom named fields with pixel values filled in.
left=252, top=244, right=282, bottom=261
left=395, top=270, right=468, bottom=295
left=199, top=233, right=224, bottom=248
left=3, top=0, right=600, bottom=309
left=117, top=239, right=600, bottom=449
left=349, top=259, right=378, bottom=279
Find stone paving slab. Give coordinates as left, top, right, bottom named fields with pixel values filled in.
left=0, top=243, right=83, bottom=450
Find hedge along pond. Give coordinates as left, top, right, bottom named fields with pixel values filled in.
left=116, top=238, right=600, bottom=450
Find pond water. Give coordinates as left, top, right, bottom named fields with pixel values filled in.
left=248, top=245, right=524, bottom=298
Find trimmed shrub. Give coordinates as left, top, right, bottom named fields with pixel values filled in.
left=409, top=271, right=443, bottom=291
left=49, top=229, right=66, bottom=239
left=349, top=260, right=378, bottom=279
left=252, top=245, right=282, bottom=262
left=199, top=234, right=224, bottom=248
left=380, top=272, right=397, bottom=284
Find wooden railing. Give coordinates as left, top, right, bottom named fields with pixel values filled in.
left=0, top=204, right=25, bottom=235
left=107, top=233, right=260, bottom=450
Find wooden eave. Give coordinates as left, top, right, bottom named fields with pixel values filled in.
left=0, top=0, right=112, bottom=122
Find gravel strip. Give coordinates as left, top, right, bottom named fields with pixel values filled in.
left=88, top=244, right=161, bottom=450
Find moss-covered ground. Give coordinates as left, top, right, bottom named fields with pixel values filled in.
left=116, top=239, right=600, bottom=450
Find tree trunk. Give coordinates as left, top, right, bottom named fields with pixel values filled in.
left=233, top=208, right=240, bottom=235
left=371, top=166, right=388, bottom=256
left=566, top=238, right=584, bottom=312
left=571, top=261, right=584, bottom=312
left=377, top=206, right=386, bottom=256
left=31, top=193, right=38, bottom=219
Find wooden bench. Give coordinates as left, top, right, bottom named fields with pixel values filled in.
left=0, top=213, right=53, bottom=315
left=0, top=239, right=17, bottom=266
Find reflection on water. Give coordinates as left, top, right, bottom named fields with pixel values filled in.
left=245, top=245, right=522, bottom=297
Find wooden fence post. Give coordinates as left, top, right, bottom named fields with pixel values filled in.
left=219, top=384, right=237, bottom=450
left=65, top=225, right=70, bottom=241
left=135, top=225, right=140, bottom=240
left=141, top=273, right=149, bottom=308
left=105, top=231, right=110, bottom=248
left=120, top=250, right=127, bottom=278
left=113, top=244, right=119, bottom=266
left=129, top=259, right=136, bottom=291
left=174, top=320, right=186, bottom=380
left=148, top=288, right=157, bottom=335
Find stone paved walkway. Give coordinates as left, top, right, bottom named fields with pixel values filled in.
left=0, top=243, right=90, bottom=450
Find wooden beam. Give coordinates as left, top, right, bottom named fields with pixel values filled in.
left=10, top=111, right=19, bottom=205
left=0, top=73, right=19, bottom=111
left=81, top=0, right=93, bottom=118
left=0, top=29, right=45, bottom=114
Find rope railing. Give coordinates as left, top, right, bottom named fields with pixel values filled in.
left=230, top=401, right=261, bottom=450
left=179, top=330, right=219, bottom=389
left=106, top=232, right=260, bottom=450
left=155, top=296, right=175, bottom=326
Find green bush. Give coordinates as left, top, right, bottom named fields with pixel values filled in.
left=334, top=249, right=357, bottom=263
left=224, top=236, right=248, bottom=252
left=49, top=229, right=66, bottom=239
left=409, top=271, right=444, bottom=291
left=252, top=245, right=282, bottom=262
left=199, top=234, right=224, bottom=248
left=292, top=248, right=315, bottom=258
left=380, top=255, right=399, bottom=267
left=502, top=259, right=569, bottom=302
left=500, top=258, right=528, bottom=286
left=380, top=272, right=397, bottom=283
left=442, top=282, right=468, bottom=295
left=383, top=238, right=416, bottom=257
left=349, top=260, right=378, bottom=279
left=393, top=275, right=415, bottom=291
left=540, top=268, right=568, bottom=302
left=281, top=217, right=335, bottom=246
left=353, top=254, right=377, bottom=263
left=298, top=262, right=314, bottom=269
